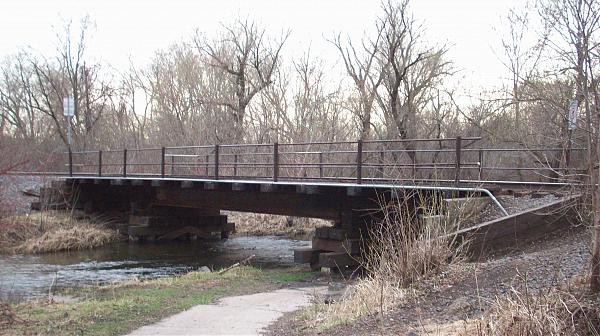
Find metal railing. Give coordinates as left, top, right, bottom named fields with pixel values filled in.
left=44, top=136, right=588, bottom=186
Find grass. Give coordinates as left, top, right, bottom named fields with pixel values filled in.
left=0, top=211, right=119, bottom=254
left=299, top=191, right=470, bottom=331
left=2, top=266, right=315, bottom=336
left=467, top=275, right=600, bottom=336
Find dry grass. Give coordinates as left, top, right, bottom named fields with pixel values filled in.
left=0, top=211, right=119, bottom=254
left=0, top=302, right=20, bottom=327
left=227, top=211, right=330, bottom=239
left=303, top=191, right=471, bottom=330
left=470, top=279, right=600, bottom=336
left=303, top=276, right=416, bottom=331
left=360, top=192, right=469, bottom=287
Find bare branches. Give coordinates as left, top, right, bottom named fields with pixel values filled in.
left=194, top=19, right=289, bottom=142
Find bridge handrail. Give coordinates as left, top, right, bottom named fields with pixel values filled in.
left=30, top=136, right=589, bottom=186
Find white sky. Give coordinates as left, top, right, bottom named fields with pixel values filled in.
left=0, top=0, right=527, bottom=90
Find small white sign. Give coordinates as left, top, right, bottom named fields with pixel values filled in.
left=63, top=97, right=74, bottom=117
left=568, top=99, right=578, bottom=130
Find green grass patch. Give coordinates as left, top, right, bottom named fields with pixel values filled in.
left=2, top=266, right=314, bottom=336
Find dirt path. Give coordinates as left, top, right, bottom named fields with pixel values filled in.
left=127, top=286, right=326, bottom=336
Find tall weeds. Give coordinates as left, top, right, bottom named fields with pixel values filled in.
left=306, top=191, right=472, bottom=329
left=475, top=286, right=600, bottom=336
left=362, top=192, right=468, bottom=286
left=1, top=211, right=119, bottom=254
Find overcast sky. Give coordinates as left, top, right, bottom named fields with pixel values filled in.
left=0, top=0, right=527, bottom=90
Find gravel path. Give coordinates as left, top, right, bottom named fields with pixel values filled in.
left=476, top=194, right=560, bottom=223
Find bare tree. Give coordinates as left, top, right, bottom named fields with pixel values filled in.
left=330, top=25, right=386, bottom=140
left=537, top=0, right=600, bottom=291
left=195, top=20, right=289, bottom=142
left=497, top=6, right=544, bottom=129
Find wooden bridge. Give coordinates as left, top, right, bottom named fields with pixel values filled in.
left=24, top=137, right=585, bottom=270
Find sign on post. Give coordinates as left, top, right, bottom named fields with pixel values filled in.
left=63, top=97, right=74, bottom=147
left=568, top=99, right=578, bottom=130
left=63, top=97, right=74, bottom=117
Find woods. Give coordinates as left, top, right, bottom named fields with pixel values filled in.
left=1, top=0, right=600, bottom=291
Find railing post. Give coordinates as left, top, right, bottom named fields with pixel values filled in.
left=68, top=149, right=73, bottom=177
left=478, top=149, right=484, bottom=181
left=160, top=147, right=166, bottom=178
left=234, top=154, right=238, bottom=177
left=454, top=136, right=462, bottom=185
left=205, top=154, right=209, bottom=177
left=98, top=150, right=102, bottom=177
left=379, top=150, right=385, bottom=179
left=319, top=152, right=323, bottom=179
left=171, top=155, right=175, bottom=176
left=273, top=142, right=279, bottom=182
left=214, top=144, right=220, bottom=180
left=123, top=149, right=127, bottom=177
left=356, top=140, right=363, bottom=184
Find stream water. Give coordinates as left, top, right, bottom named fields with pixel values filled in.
left=0, top=236, right=309, bottom=302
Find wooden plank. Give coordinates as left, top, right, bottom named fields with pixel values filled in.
left=128, top=222, right=234, bottom=238
left=181, top=181, right=195, bottom=189
left=293, top=248, right=321, bottom=264
left=346, top=186, right=362, bottom=196
left=150, top=180, right=163, bottom=187
left=204, top=182, right=218, bottom=190
left=296, top=185, right=320, bottom=194
left=232, top=183, right=246, bottom=191
left=318, top=252, right=359, bottom=268
left=110, top=179, right=125, bottom=186
left=314, top=226, right=330, bottom=239
left=260, top=184, right=278, bottom=193
left=312, top=238, right=362, bottom=254
left=128, top=214, right=228, bottom=228
left=131, top=179, right=146, bottom=186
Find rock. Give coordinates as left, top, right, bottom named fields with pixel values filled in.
left=447, top=296, right=472, bottom=313
left=324, top=282, right=347, bottom=304
left=198, top=266, right=212, bottom=273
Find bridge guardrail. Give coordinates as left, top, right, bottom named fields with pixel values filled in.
left=15, top=136, right=589, bottom=187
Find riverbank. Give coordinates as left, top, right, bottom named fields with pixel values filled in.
left=1, top=266, right=316, bottom=335
left=267, top=228, right=596, bottom=335
left=0, top=211, right=119, bottom=254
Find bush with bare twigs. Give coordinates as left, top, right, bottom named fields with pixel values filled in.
left=304, top=191, right=471, bottom=330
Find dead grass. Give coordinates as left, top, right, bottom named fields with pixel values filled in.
left=0, top=302, right=20, bottom=327
left=302, top=276, right=416, bottom=331
left=1, top=211, right=119, bottom=254
left=302, top=191, right=470, bottom=330
left=470, top=277, right=600, bottom=336
left=227, top=212, right=330, bottom=239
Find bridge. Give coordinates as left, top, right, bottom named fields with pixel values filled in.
left=23, top=136, right=584, bottom=269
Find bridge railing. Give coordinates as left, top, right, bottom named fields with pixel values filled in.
left=47, top=136, right=588, bottom=186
